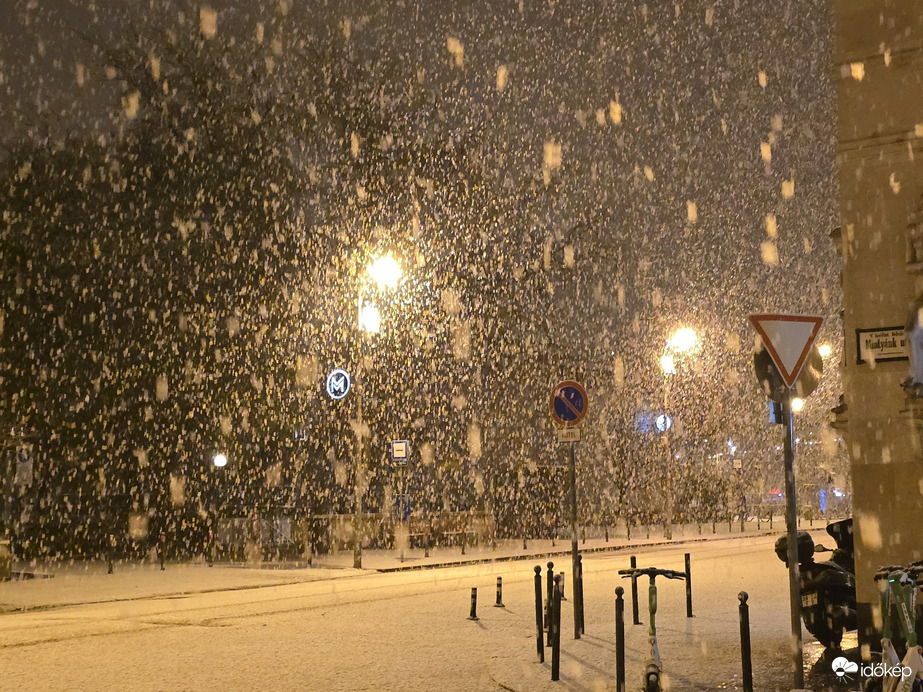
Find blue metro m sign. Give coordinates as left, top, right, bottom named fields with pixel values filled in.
left=326, top=368, right=351, bottom=400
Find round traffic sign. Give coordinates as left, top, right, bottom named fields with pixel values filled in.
left=326, top=368, right=351, bottom=400
left=550, top=380, right=588, bottom=428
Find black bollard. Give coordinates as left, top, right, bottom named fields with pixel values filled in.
left=468, top=587, right=479, bottom=621
left=495, top=576, right=505, bottom=608
left=551, top=574, right=562, bottom=681
left=533, top=566, right=545, bottom=663
left=630, top=555, right=640, bottom=625
left=685, top=552, right=693, bottom=618
left=545, top=561, right=554, bottom=645
left=739, top=591, right=753, bottom=692
left=615, top=587, right=626, bottom=692
left=576, top=554, right=585, bottom=636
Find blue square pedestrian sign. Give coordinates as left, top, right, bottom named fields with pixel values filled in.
left=390, top=440, right=409, bottom=462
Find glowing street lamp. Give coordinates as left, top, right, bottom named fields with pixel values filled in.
left=667, top=327, right=698, bottom=353
left=212, top=453, right=228, bottom=468
left=359, top=304, right=381, bottom=334
left=367, top=253, right=403, bottom=290
left=660, top=354, right=677, bottom=375
left=791, top=397, right=806, bottom=413
left=817, top=343, right=832, bottom=359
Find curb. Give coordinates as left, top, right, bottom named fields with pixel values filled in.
left=373, top=528, right=794, bottom=573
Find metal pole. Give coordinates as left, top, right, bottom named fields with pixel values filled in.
left=551, top=574, right=562, bottom=681
left=576, top=553, right=585, bottom=634
left=534, top=566, right=545, bottom=662
left=468, top=587, right=478, bottom=621
left=663, top=376, right=673, bottom=540
left=569, top=440, right=580, bottom=640
left=782, top=389, right=804, bottom=689
left=398, top=465, right=404, bottom=563
left=615, top=586, right=626, bottom=692
left=494, top=576, right=505, bottom=608
left=685, top=552, right=693, bottom=618
left=546, top=561, right=554, bottom=645
left=739, top=591, right=754, bottom=692
left=354, top=293, right=364, bottom=570
left=630, top=555, right=640, bottom=625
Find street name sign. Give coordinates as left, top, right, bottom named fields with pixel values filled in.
left=326, top=368, right=351, bottom=400
left=550, top=380, right=588, bottom=428
left=856, top=326, right=908, bottom=364
left=749, top=314, right=823, bottom=388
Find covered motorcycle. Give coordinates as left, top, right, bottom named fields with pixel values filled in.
left=774, top=518, right=857, bottom=649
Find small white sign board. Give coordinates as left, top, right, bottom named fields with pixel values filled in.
left=557, top=428, right=581, bottom=443
left=390, top=440, right=409, bottom=461
left=857, top=326, right=908, bottom=364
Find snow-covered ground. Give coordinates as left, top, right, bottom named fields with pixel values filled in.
left=0, top=531, right=844, bottom=691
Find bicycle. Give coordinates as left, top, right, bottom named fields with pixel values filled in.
left=867, top=564, right=923, bottom=692
left=618, top=566, right=687, bottom=692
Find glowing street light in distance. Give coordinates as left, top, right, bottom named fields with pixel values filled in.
left=660, top=354, right=677, bottom=375
left=818, top=343, right=832, bottom=358
left=213, top=453, right=228, bottom=468
left=791, top=397, right=806, bottom=413
left=367, top=254, right=402, bottom=290
left=359, top=304, right=381, bottom=333
left=668, top=327, right=698, bottom=353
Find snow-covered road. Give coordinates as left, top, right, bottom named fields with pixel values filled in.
left=0, top=533, right=837, bottom=691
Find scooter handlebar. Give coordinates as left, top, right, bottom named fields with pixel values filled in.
left=618, top=567, right=686, bottom=581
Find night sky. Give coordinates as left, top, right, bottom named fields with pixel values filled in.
left=0, top=0, right=845, bottom=547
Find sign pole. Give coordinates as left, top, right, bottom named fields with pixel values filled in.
left=549, top=379, right=588, bottom=641
left=748, top=313, right=820, bottom=692
left=354, top=335, right=364, bottom=569
left=570, top=439, right=580, bottom=640
left=782, top=387, right=804, bottom=689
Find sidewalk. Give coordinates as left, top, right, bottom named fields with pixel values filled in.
left=316, top=518, right=788, bottom=571
left=0, top=519, right=807, bottom=614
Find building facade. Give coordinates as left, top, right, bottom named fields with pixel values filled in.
left=835, top=0, right=923, bottom=645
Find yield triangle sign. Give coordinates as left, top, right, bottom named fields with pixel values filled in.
left=749, top=314, right=823, bottom=388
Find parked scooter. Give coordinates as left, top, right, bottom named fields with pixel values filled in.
left=774, top=518, right=857, bottom=649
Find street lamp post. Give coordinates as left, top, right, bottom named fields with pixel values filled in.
left=353, top=254, right=402, bottom=570
left=210, top=453, right=227, bottom=564
left=659, top=328, right=698, bottom=541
